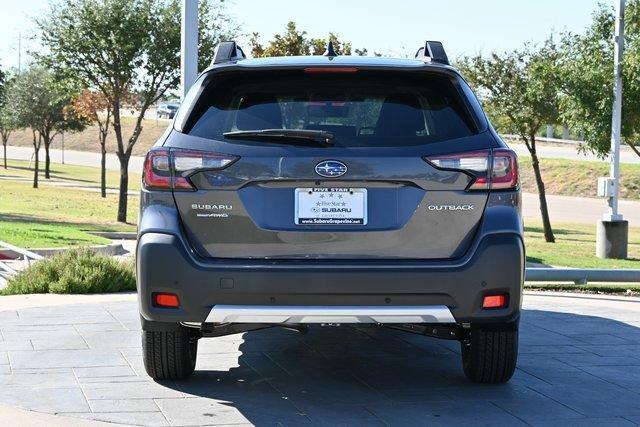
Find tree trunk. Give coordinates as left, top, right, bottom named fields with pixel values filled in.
left=117, top=154, right=129, bottom=222
left=530, top=146, right=555, bottom=243
left=100, top=140, right=107, bottom=198
left=2, top=139, right=6, bottom=170
left=44, top=137, right=51, bottom=179
left=112, top=104, right=130, bottom=223
left=32, top=132, right=40, bottom=189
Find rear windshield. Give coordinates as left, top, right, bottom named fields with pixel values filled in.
left=185, top=70, right=479, bottom=147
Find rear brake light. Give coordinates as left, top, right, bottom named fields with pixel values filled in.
left=142, top=148, right=238, bottom=191
left=304, top=67, right=359, bottom=73
left=491, top=149, right=519, bottom=190
left=143, top=148, right=171, bottom=190
left=425, top=149, right=518, bottom=191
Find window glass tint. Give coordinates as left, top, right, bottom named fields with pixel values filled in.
left=186, top=71, right=478, bottom=147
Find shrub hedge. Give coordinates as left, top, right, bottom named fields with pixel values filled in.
left=3, top=248, right=136, bottom=294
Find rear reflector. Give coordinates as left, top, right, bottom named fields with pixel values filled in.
left=425, top=149, right=519, bottom=191
left=153, top=293, right=180, bottom=308
left=142, top=148, right=238, bottom=191
left=482, top=294, right=507, bottom=309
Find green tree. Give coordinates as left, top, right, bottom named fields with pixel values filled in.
left=249, top=22, right=364, bottom=57
left=458, top=40, right=560, bottom=243
left=0, top=65, right=15, bottom=169
left=559, top=1, right=640, bottom=159
left=4, top=67, right=85, bottom=187
left=39, top=0, right=237, bottom=223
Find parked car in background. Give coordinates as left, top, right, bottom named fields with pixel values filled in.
left=137, top=41, right=524, bottom=384
left=156, top=102, right=180, bottom=119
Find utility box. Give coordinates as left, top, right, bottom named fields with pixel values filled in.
left=597, top=177, right=616, bottom=198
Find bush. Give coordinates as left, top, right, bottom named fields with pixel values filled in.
left=3, top=248, right=136, bottom=295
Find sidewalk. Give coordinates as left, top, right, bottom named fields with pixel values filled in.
left=0, top=291, right=637, bottom=426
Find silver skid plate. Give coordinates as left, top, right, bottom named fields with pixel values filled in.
left=205, top=305, right=456, bottom=324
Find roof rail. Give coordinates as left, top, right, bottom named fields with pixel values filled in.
left=212, top=41, right=246, bottom=65
left=415, top=41, right=450, bottom=65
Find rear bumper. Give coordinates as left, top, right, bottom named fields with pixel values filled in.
left=136, top=231, right=524, bottom=326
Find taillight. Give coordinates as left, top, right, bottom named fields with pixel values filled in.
left=142, top=148, right=238, bottom=191
left=491, top=149, right=519, bottom=190
left=425, top=149, right=518, bottom=191
left=143, top=148, right=172, bottom=190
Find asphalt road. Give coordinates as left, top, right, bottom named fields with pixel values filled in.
left=509, top=140, right=639, bottom=164
left=522, top=192, right=640, bottom=226
left=6, top=145, right=640, bottom=226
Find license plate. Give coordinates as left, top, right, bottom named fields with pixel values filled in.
left=295, top=188, right=367, bottom=225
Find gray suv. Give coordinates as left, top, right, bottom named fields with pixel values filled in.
left=136, top=41, right=524, bottom=383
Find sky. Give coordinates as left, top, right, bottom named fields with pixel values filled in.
left=0, top=0, right=604, bottom=71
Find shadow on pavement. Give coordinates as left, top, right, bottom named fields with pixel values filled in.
left=157, top=309, right=640, bottom=425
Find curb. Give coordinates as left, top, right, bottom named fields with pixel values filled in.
left=86, top=231, right=137, bottom=240
left=0, top=243, right=127, bottom=259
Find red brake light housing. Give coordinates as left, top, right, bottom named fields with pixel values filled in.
left=143, top=148, right=238, bottom=191
left=425, top=149, right=519, bottom=191
left=304, top=67, right=359, bottom=74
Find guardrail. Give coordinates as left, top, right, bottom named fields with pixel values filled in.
left=525, top=268, right=640, bottom=285
left=0, top=240, right=44, bottom=279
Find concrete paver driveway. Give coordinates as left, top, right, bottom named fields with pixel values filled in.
left=0, top=292, right=639, bottom=426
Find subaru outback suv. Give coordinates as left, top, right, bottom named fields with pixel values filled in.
left=137, top=41, right=524, bottom=383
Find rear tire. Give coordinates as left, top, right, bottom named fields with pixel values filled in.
left=143, top=324, right=198, bottom=380
left=461, top=326, right=518, bottom=383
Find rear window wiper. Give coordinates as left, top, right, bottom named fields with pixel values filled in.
left=223, top=129, right=334, bottom=145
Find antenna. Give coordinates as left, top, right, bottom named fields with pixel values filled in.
left=415, top=41, right=450, bottom=65
left=212, top=41, right=246, bottom=65
left=323, top=40, right=337, bottom=57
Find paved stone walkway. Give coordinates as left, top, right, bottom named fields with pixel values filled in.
left=0, top=292, right=639, bottom=426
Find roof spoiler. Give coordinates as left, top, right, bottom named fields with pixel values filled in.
left=415, top=41, right=450, bottom=65
left=212, top=41, right=246, bottom=65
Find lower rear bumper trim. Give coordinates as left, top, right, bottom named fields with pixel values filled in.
left=205, top=305, right=456, bottom=324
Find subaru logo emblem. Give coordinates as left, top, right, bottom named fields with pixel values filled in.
left=315, top=160, right=347, bottom=178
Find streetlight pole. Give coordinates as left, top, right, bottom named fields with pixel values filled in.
left=596, top=0, right=628, bottom=259
left=181, top=0, right=199, bottom=100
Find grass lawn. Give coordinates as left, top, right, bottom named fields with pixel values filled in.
left=1, top=159, right=141, bottom=191
left=524, top=219, right=640, bottom=269
left=0, top=220, right=110, bottom=248
left=0, top=179, right=137, bottom=248
left=519, top=157, right=640, bottom=200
